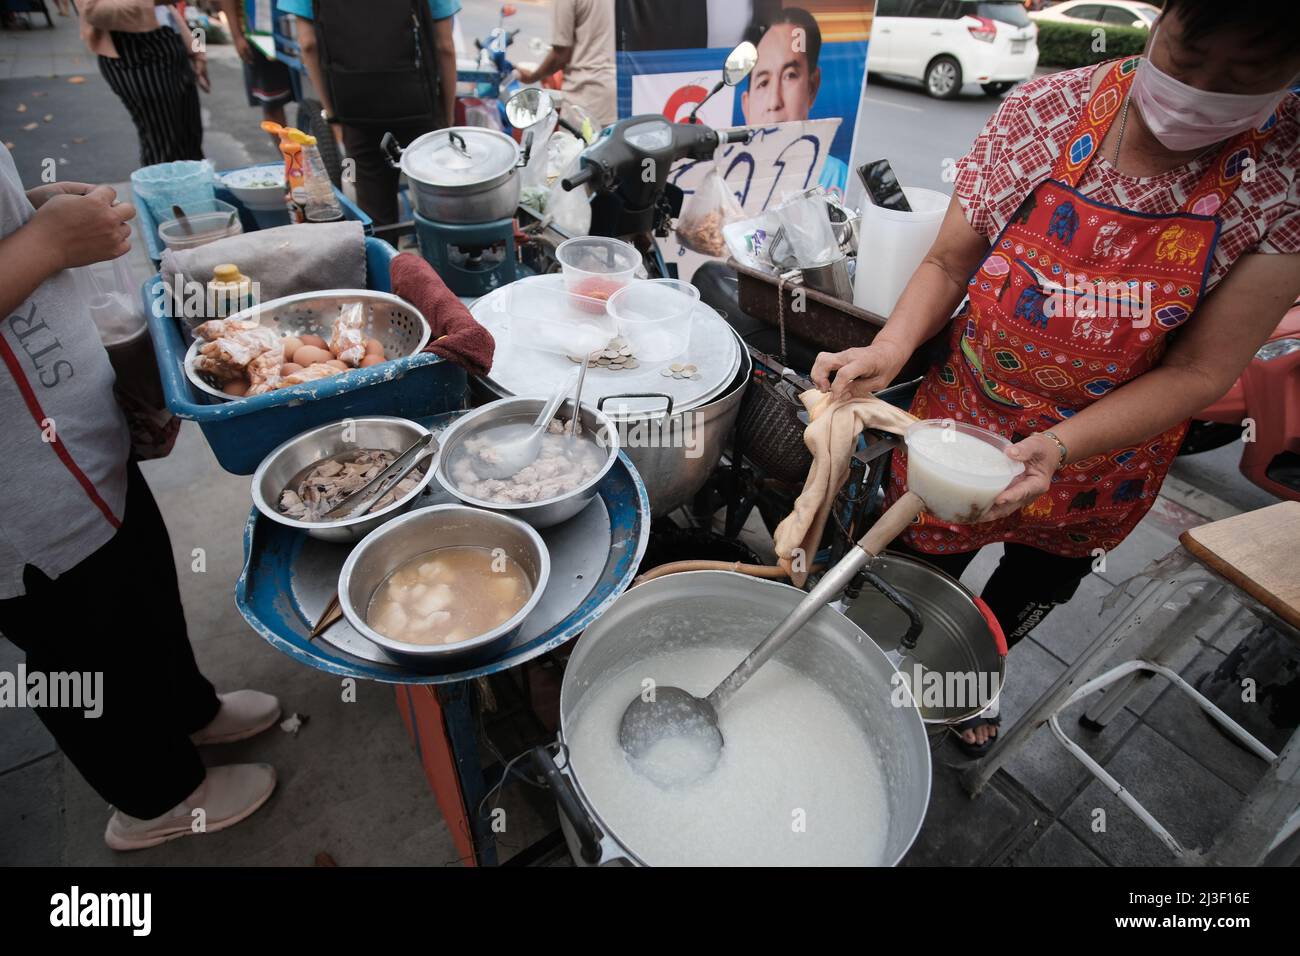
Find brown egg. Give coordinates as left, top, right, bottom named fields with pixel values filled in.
left=325, top=359, right=349, bottom=371
left=281, top=362, right=303, bottom=376
left=299, top=334, right=327, bottom=350
left=364, top=337, right=384, bottom=355
left=222, top=379, right=249, bottom=397
left=281, top=335, right=303, bottom=357
left=293, top=345, right=333, bottom=366
left=359, top=354, right=385, bottom=368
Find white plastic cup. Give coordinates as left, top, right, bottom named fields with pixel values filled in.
left=607, top=279, right=698, bottom=363
left=853, top=186, right=949, bottom=318
left=556, top=236, right=640, bottom=301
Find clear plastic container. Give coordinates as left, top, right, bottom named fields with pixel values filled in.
left=507, top=281, right=617, bottom=357
left=606, top=278, right=698, bottom=363
left=157, top=199, right=243, bottom=252
left=904, top=419, right=1024, bottom=525
left=130, top=160, right=217, bottom=226
left=555, top=236, right=640, bottom=301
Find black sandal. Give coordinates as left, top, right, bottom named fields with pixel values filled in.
left=951, top=713, right=1001, bottom=758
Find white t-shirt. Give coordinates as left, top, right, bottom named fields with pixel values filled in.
left=0, top=149, right=130, bottom=598
left=552, top=0, right=616, bottom=129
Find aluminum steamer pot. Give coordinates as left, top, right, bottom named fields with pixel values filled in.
left=382, top=127, right=521, bottom=224
left=843, top=552, right=1006, bottom=726
left=546, top=571, right=932, bottom=866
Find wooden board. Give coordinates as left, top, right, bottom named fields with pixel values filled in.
left=1179, top=501, right=1300, bottom=632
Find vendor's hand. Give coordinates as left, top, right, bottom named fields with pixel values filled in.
left=192, top=54, right=211, bottom=93
left=26, top=181, right=96, bottom=209
left=29, top=185, right=136, bottom=270
left=516, top=66, right=536, bottom=84
left=812, top=341, right=910, bottom=401
left=980, top=434, right=1060, bottom=522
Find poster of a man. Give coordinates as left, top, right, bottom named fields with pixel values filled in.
left=741, top=6, right=848, bottom=194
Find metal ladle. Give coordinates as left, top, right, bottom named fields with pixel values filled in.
left=618, top=490, right=926, bottom=778
left=471, top=367, right=581, bottom=480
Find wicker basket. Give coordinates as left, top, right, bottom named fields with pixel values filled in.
left=736, top=346, right=815, bottom=485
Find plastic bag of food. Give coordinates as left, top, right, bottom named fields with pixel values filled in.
left=675, top=153, right=744, bottom=257
left=542, top=147, right=592, bottom=236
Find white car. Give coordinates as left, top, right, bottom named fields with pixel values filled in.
left=1030, top=1, right=1160, bottom=30
left=870, top=0, right=1041, bottom=99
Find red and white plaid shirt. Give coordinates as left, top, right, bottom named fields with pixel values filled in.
left=955, top=66, right=1300, bottom=292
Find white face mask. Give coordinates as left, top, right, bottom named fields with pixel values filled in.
left=1131, top=36, right=1286, bottom=153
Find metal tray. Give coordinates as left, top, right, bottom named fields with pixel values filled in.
left=234, top=412, right=651, bottom=684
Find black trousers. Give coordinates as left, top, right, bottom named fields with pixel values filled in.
left=891, top=541, right=1094, bottom=651
left=0, top=462, right=220, bottom=819
left=342, top=119, right=435, bottom=226
left=98, top=28, right=203, bottom=167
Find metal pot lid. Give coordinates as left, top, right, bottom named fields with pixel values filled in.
left=402, top=127, right=519, bottom=188
left=471, top=274, right=741, bottom=418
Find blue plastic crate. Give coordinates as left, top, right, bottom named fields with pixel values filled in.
left=134, top=164, right=372, bottom=267
left=143, top=237, right=468, bottom=475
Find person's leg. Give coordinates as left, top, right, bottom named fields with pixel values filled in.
left=979, top=543, right=1095, bottom=651
left=341, top=124, right=401, bottom=225
left=0, top=463, right=219, bottom=819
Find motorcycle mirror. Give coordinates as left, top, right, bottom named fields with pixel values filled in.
left=723, top=41, right=758, bottom=86
left=505, top=88, right=555, bottom=129
left=501, top=4, right=517, bottom=17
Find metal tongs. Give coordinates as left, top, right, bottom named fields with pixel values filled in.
left=321, top=433, right=436, bottom=520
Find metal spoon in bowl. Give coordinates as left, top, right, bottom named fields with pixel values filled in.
left=471, top=367, right=581, bottom=480
left=618, top=490, right=926, bottom=782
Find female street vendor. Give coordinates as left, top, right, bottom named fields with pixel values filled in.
left=812, top=0, right=1300, bottom=754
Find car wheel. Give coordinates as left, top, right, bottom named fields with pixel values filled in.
left=925, top=56, right=962, bottom=99
left=981, top=82, right=1013, bottom=97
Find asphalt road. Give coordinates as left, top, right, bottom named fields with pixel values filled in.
left=856, top=72, right=1005, bottom=194
left=0, top=54, right=281, bottom=186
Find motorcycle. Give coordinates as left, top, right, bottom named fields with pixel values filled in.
left=1179, top=298, right=1300, bottom=502
left=505, top=41, right=759, bottom=280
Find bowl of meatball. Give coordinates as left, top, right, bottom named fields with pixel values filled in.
left=434, top=397, right=620, bottom=528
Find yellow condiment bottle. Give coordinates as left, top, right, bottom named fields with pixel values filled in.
left=208, top=263, right=253, bottom=319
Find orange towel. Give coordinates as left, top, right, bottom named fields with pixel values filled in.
left=773, top=387, right=917, bottom=586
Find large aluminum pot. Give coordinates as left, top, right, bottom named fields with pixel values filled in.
left=382, top=126, right=521, bottom=223
left=842, top=552, right=1006, bottom=726
left=549, top=571, right=932, bottom=866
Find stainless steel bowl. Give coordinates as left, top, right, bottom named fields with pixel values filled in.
left=434, top=397, right=619, bottom=529
left=251, top=416, right=437, bottom=543
left=337, top=504, right=550, bottom=667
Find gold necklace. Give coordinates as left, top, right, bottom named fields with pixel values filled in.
left=1112, top=92, right=1131, bottom=167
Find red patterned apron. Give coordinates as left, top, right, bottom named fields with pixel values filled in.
left=889, top=56, right=1279, bottom=558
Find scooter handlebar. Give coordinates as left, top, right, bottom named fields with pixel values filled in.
left=725, top=128, right=753, bottom=144
left=561, top=166, right=596, bottom=191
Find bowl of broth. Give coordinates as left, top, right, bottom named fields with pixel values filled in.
left=337, top=504, right=550, bottom=666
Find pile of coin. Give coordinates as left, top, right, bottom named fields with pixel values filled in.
left=661, top=362, right=702, bottom=381
left=567, top=335, right=640, bottom=370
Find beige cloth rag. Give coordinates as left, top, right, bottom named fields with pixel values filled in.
left=773, top=386, right=918, bottom=586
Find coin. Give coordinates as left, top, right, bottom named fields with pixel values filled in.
left=660, top=368, right=674, bottom=377
left=625, top=359, right=639, bottom=369
left=670, top=363, right=684, bottom=372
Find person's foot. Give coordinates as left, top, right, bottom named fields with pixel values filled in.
left=191, top=690, right=281, bottom=746
left=952, top=714, right=1000, bottom=758
left=104, top=763, right=276, bottom=851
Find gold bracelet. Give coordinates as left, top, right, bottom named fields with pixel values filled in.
left=1040, top=430, right=1068, bottom=469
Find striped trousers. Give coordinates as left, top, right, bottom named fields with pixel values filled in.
left=98, top=28, right=203, bottom=167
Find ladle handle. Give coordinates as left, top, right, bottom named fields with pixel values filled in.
left=706, top=492, right=925, bottom=713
